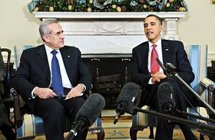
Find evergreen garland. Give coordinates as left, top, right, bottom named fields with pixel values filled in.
left=30, top=0, right=187, bottom=12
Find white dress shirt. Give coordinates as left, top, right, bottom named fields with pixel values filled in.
left=148, top=39, right=164, bottom=84
left=45, top=45, right=72, bottom=89
left=148, top=39, right=164, bottom=73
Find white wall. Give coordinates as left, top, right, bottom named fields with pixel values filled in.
left=1, top=0, right=215, bottom=65
left=0, top=0, right=42, bottom=47
left=178, top=0, right=215, bottom=65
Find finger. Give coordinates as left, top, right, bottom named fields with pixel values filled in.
left=50, top=91, right=57, bottom=97
left=65, top=93, right=72, bottom=100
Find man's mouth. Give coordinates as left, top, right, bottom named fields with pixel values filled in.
left=146, top=31, right=153, bottom=36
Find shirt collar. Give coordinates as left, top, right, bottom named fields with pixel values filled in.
left=44, top=44, right=60, bottom=54
left=148, top=39, right=161, bottom=48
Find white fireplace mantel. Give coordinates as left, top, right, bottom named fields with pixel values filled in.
left=34, top=12, right=186, bottom=19
left=33, top=12, right=187, bottom=54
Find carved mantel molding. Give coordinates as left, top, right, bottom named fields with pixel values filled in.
left=33, top=12, right=187, bottom=54
left=33, top=12, right=186, bottom=19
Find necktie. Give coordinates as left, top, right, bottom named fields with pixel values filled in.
left=150, top=44, right=160, bottom=74
left=51, top=50, right=64, bottom=96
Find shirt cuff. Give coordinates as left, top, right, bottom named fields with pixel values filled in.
left=31, top=87, right=38, bottom=99
left=79, top=83, right=86, bottom=92
left=148, top=78, right=153, bottom=84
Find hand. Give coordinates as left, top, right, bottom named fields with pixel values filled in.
left=34, top=87, right=57, bottom=99
left=151, top=72, right=167, bottom=83
left=65, top=84, right=84, bottom=100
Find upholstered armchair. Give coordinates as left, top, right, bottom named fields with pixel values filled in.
left=130, top=45, right=214, bottom=140
left=11, top=89, right=105, bottom=140
left=0, top=48, right=14, bottom=119
left=12, top=45, right=105, bottom=140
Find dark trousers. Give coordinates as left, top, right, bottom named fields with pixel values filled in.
left=140, top=78, right=197, bottom=140
left=34, top=95, right=87, bottom=140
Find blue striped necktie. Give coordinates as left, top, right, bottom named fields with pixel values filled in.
left=51, top=50, right=64, bottom=96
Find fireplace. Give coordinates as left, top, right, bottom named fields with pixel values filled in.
left=82, top=54, right=131, bottom=108
left=33, top=12, right=186, bottom=108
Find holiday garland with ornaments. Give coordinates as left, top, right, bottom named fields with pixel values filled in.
left=28, top=0, right=187, bottom=12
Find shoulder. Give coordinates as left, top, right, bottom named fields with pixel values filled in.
left=22, top=45, right=45, bottom=56
left=60, top=46, right=82, bottom=57
left=162, top=39, right=184, bottom=46
left=63, top=45, right=79, bottom=50
left=133, top=41, right=148, bottom=51
left=62, top=46, right=80, bottom=53
left=162, top=39, right=185, bottom=50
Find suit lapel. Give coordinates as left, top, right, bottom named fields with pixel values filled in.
left=60, top=47, right=74, bottom=84
left=161, top=40, right=171, bottom=64
left=141, top=42, right=150, bottom=73
left=143, top=42, right=149, bottom=63
left=37, top=46, right=51, bottom=79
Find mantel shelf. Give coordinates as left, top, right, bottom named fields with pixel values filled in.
left=33, top=12, right=187, bottom=19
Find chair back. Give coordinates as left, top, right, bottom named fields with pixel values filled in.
left=185, top=45, right=208, bottom=89
left=14, top=45, right=34, bottom=69
left=0, top=48, right=12, bottom=96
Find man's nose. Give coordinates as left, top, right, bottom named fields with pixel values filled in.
left=60, top=33, right=64, bottom=39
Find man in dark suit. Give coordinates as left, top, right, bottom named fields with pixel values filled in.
left=131, top=14, right=198, bottom=140
left=11, top=19, right=91, bottom=140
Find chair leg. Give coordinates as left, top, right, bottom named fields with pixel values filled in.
left=88, top=127, right=105, bottom=140
left=96, top=129, right=105, bottom=140
left=130, top=126, right=138, bottom=140
left=200, top=133, right=204, bottom=140
left=130, top=126, right=146, bottom=140
left=149, top=127, right=154, bottom=139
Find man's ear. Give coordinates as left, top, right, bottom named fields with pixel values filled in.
left=160, top=24, right=165, bottom=32
left=42, top=35, right=49, bottom=42
left=160, top=24, right=165, bottom=37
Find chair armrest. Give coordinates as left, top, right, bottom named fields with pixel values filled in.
left=200, top=78, right=214, bottom=88
left=198, top=78, right=215, bottom=117
left=10, top=88, right=24, bottom=128
left=194, top=78, right=215, bottom=96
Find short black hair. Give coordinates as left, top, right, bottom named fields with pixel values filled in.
left=144, top=14, right=163, bottom=25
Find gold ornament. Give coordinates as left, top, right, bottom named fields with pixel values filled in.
left=116, top=6, right=121, bottom=12
left=49, top=6, right=54, bottom=12
left=178, top=7, right=186, bottom=12
left=68, top=5, right=73, bottom=11
left=87, top=7, right=92, bottom=12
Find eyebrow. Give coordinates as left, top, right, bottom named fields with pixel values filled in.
left=144, top=21, right=156, bottom=27
left=53, top=30, right=64, bottom=35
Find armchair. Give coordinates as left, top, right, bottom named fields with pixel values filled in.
left=130, top=44, right=214, bottom=140
left=12, top=45, right=105, bottom=140
left=0, top=48, right=14, bottom=119
left=12, top=89, right=105, bottom=140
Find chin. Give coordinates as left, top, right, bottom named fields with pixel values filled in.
left=148, top=38, right=154, bottom=42
left=147, top=36, right=154, bottom=41
left=59, top=44, right=64, bottom=48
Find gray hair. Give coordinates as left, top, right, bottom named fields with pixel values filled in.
left=39, top=19, right=58, bottom=39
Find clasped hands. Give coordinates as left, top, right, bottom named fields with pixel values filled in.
left=151, top=72, right=167, bottom=84
left=34, top=84, right=84, bottom=100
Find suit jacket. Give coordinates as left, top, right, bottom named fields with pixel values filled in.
left=131, top=40, right=195, bottom=107
left=12, top=45, right=91, bottom=112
